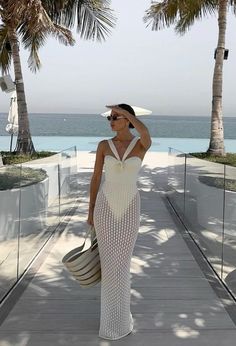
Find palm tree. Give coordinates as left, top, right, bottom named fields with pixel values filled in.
left=144, top=0, right=235, bottom=156
left=0, top=0, right=115, bottom=154
left=0, top=0, right=75, bottom=154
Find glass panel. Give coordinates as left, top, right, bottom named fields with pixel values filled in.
left=168, top=148, right=186, bottom=218
left=185, top=154, right=224, bottom=279
left=0, top=148, right=78, bottom=298
left=0, top=163, right=21, bottom=301
left=222, top=164, right=236, bottom=297
left=59, top=146, right=78, bottom=218
left=18, top=153, right=61, bottom=277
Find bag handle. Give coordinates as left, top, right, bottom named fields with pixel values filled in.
left=84, top=225, right=96, bottom=241
left=80, top=225, right=96, bottom=250
left=62, top=225, right=97, bottom=264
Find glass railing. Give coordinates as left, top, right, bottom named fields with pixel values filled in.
left=58, top=147, right=78, bottom=217
left=222, top=164, right=236, bottom=297
left=167, top=147, right=186, bottom=217
left=0, top=163, right=21, bottom=300
left=0, top=146, right=78, bottom=302
left=168, top=147, right=236, bottom=299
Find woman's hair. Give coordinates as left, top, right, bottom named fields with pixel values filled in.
left=118, top=103, right=135, bottom=129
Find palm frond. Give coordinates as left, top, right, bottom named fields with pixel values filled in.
left=20, top=22, right=47, bottom=72
left=24, top=1, right=56, bottom=35
left=144, top=0, right=181, bottom=31
left=18, top=0, right=75, bottom=72
left=42, top=0, right=78, bottom=29
left=43, top=0, right=116, bottom=42
left=0, top=24, right=12, bottom=74
left=144, top=0, right=218, bottom=34
left=76, top=0, right=116, bottom=41
left=0, top=3, right=4, bottom=15
left=175, top=0, right=217, bottom=35
left=3, top=0, right=28, bottom=25
left=229, top=0, right=236, bottom=15
left=20, top=23, right=74, bottom=73
left=23, top=1, right=75, bottom=45
left=28, top=37, right=43, bottom=73
left=51, top=22, right=75, bottom=46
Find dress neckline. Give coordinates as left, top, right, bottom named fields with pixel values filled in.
left=108, top=137, right=139, bottom=162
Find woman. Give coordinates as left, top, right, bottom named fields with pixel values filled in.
left=87, top=104, right=151, bottom=340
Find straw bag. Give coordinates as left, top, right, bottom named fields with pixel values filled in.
left=62, top=226, right=101, bottom=288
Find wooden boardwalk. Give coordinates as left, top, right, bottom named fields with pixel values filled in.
left=0, top=152, right=236, bottom=346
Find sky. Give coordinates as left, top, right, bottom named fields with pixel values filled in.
left=0, top=0, right=236, bottom=116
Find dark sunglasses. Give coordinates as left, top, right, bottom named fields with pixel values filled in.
left=107, top=115, right=125, bottom=121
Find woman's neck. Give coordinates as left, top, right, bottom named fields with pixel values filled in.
left=114, top=130, right=134, bottom=142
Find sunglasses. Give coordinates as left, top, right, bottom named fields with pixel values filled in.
left=107, top=115, right=125, bottom=121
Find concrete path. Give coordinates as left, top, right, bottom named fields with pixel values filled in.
left=0, top=152, right=236, bottom=346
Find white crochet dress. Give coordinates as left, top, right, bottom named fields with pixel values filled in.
left=94, top=136, right=141, bottom=340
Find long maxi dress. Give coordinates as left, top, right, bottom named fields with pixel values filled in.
left=93, top=136, right=142, bottom=340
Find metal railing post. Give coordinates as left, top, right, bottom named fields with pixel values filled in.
left=58, top=163, right=61, bottom=219
left=183, top=154, right=187, bottom=221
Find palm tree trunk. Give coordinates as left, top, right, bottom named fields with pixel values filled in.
left=8, top=29, right=35, bottom=154
left=207, top=0, right=227, bottom=156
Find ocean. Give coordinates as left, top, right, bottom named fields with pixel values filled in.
left=0, top=113, right=235, bottom=152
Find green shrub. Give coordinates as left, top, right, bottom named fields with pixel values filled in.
left=0, top=151, right=57, bottom=165
left=0, top=167, right=48, bottom=190
left=190, top=152, right=236, bottom=167
left=198, top=175, right=236, bottom=192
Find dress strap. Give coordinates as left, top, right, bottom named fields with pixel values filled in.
left=122, top=137, right=139, bottom=162
left=108, top=139, right=121, bottom=161
left=108, top=136, right=139, bottom=161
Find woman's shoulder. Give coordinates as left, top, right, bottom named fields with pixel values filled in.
left=97, top=139, right=110, bottom=153
left=97, top=139, right=109, bottom=147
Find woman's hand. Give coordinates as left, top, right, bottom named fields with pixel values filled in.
left=106, top=105, right=130, bottom=118
left=87, top=211, right=94, bottom=226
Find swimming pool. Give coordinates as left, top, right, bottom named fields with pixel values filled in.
left=0, top=136, right=235, bottom=153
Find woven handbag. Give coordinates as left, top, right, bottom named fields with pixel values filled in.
left=62, top=226, right=101, bottom=288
